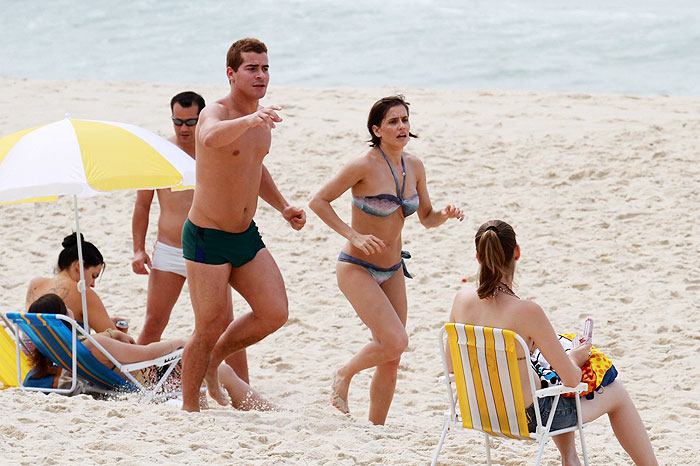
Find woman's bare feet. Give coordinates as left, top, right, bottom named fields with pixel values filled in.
left=204, top=365, right=230, bottom=406
left=331, top=369, right=350, bottom=414
left=233, top=389, right=278, bottom=411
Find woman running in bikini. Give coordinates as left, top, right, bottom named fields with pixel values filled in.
left=310, top=95, right=463, bottom=425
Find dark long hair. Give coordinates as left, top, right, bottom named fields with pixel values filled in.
left=57, top=233, right=104, bottom=272
left=27, top=293, right=68, bottom=377
left=475, top=220, right=517, bottom=299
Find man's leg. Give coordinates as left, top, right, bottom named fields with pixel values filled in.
left=181, top=260, right=233, bottom=412
left=204, top=249, right=288, bottom=384
left=136, top=269, right=186, bottom=345
left=223, top=286, right=250, bottom=383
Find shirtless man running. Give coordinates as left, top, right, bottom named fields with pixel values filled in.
left=181, top=38, right=306, bottom=412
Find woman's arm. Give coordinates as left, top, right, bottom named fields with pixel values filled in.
left=309, top=158, right=385, bottom=255
left=523, top=303, right=583, bottom=387
left=91, top=336, right=187, bottom=365
left=413, top=157, right=464, bottom=228
left=85, top=290, right=117, bottom=333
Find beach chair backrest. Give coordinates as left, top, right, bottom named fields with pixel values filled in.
left=6, top=313, right=132, bottom=391
left=444, top=323, right=533, bottom=440
left=0, top=324, right=30, bottom=388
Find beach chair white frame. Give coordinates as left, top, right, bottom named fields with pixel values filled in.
left=11, top=313, right=183, bottom=402
left=431, top=324, right=589, bottom=466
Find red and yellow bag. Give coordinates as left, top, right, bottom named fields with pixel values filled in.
left=559, top=333, right=616, bottom=398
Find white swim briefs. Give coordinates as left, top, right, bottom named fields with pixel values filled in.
left=151, top=241, right=187, bottom=278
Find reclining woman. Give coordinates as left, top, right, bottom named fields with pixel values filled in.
left=25, top=232, right=123, bottom=334
left=26, top=293, right=274, bottom=411
left=448, top=220, right=657, bottom=466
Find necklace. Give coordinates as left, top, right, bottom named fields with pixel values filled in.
left=495, top=281, right=519, bottom=299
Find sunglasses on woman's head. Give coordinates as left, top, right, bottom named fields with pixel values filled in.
left=171, top=117, right=199, bottom=126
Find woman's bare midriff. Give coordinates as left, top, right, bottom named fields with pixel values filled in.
left=342, top=208, right=406, bottom=267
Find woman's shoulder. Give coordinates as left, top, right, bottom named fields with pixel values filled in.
left=508, top=297, right=545, bottom=318
left=402, top=151, right=424, bottom=167
left=402, top=151, right=421, bottom=162
left=85, top=287, right=104, bottom=304
left=450, top=287, right=479, bottom=320
left=453, top=287, right=479, bottom=305
left=28, top=276, right=50, bottom=289
left=343, top=149, right=376, bottom=172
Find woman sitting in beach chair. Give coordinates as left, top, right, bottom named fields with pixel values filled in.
left=25, top=232, right=124, bottom=334
left=26, top=293, right=275, bottom=411
left=448, top=220, right=658, bottom=466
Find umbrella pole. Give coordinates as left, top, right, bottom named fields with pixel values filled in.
left=73, top=195, right=89, bottom=332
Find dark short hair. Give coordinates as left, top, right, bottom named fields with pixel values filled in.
left=366, top=95, right=418, bottom=147
left=28, top=293, right=68, bottom=316
left=226, top=38, right=268, bottom=72
left=57, top=232, right=104, bottom=272
left=27, top=293, right=69, bottom=377
left=170, top=91, right=206, bottom=113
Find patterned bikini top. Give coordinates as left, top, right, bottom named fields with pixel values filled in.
left=352, top=148, right=420, bottom=217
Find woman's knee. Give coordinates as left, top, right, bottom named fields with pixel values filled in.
left=382, top=331, right=408, bottom=360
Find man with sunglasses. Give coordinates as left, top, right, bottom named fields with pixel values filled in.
left=180, top=38, right=306, bottom=412
left=131, top=92, right=204, bottom=341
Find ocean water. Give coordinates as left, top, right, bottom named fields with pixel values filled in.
left=1, top=0, right=699, bottom=95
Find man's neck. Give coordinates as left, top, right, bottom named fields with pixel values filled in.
left=170, top=136, right=195, bottom=158
left=179, top=141, right=196, bottom=158
left=229, top=89, right=259, bottom=115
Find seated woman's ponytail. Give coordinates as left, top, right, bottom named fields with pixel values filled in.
left=475, top=220, right=517, bottom=299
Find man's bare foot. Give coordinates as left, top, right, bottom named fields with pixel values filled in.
left=204, top=365, right=230, bottom=406
left=331, top=369, right=350, bottom=414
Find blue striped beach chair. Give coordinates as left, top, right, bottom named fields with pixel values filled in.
left=6, top=312, right=182, bottom=402
left=431, top=323, right=589, bottom=466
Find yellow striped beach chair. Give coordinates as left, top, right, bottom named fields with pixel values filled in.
left=431, top=323, right=589, bottom=466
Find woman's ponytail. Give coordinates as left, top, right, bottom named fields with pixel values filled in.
left=475, top=221, right=517, bottom=299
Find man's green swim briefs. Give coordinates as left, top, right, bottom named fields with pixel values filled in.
left=182, top=218, right=265, bottom=267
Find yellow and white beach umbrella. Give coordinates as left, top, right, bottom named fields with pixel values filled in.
left=0, top=118, right=196, bottom=330
left=0, top=118, right=195, bottom=203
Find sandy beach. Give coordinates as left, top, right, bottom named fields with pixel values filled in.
left=1, top=77, right=698, bottom=465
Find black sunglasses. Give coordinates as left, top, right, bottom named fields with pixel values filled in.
left=171, top=117, right=199, bottom=126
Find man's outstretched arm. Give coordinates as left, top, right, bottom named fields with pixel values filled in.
left=199, top=105, right=282, bottom=148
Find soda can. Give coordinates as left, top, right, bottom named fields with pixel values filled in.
left=115, top=319, right=129, bottom=333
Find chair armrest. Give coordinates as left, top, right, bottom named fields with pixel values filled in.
left=120, top=348, right=183, bottom=372
left=535, top=382, right=587, bottom=397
